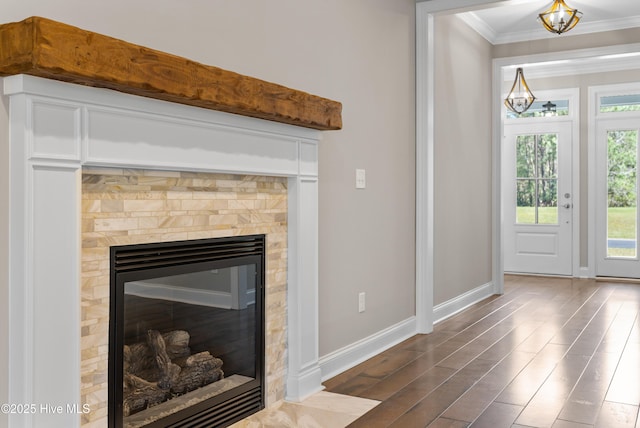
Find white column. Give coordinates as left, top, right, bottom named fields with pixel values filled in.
left=286, top=176, right=322, bottom=401
left=285, top=141, right=322, bottom=401
left=7, top=88, right=83, bottom=428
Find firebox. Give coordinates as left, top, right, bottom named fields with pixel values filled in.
left=109, top=235, right=266, bottom=428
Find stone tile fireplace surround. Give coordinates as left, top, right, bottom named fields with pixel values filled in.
left=3, top=74, right=323, bottom=427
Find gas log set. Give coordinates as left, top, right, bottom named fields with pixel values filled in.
left=122, top=330, right=223, bottom=417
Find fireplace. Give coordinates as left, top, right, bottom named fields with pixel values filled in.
left=3, top=19, right=340, bottom=424
left=3, top=74, right=326, bottom=427
left=109, top=235, right=266, bottom=427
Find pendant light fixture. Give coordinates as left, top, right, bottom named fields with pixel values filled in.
left=542, top=101, right=557, bottom=116
left=504, top=68, right=536, bottom=115
left=538, top=0, right=582, bottom=35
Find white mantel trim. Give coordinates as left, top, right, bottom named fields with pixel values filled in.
left=3, top=74, right=322, bottom=427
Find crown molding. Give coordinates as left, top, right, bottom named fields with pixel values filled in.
left=460, top=11, right=640, bottom=45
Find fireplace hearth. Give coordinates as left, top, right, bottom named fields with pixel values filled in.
left=110, top=235, right=266, bottom=428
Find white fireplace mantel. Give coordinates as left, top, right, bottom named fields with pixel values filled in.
left=2, top=74, right=323, bottom=427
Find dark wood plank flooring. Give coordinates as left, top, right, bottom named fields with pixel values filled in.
left=324, top=275, right=640, bottom=428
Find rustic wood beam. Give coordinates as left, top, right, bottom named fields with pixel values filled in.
left=0, top=17, right=342, bottom=130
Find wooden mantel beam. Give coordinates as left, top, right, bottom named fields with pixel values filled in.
left=0, top=17, right=342, bottom=130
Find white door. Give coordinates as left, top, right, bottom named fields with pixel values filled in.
left=504, top=121, right=573, bottom=275
left=595, top=117, right=639, bottom=278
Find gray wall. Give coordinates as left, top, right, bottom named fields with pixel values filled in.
left=434, top=15, right=493, bottom=305
left=0, top=0, right=417, bottom=359
left=317, top=1, right=416, bottom=354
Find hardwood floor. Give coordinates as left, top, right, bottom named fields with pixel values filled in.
left=324, top=275, right=640, bottom=428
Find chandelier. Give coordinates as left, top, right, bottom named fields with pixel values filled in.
left=538, top=0, right=583, bottom=35
left=504, top=68, right=536, bottom=115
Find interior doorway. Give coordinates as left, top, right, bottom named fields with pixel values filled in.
left=416, top=1, right=640, bottom=334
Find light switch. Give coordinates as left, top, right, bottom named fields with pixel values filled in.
left=356, top=169, right=366, bottom=189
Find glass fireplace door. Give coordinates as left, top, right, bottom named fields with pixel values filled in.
left=109, top=236, right=265, bottom=428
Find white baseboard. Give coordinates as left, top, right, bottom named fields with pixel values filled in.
left=318, top=317, right=417, bottom=382
left=433, top=281, right=495, bottom=325
left=318, top=283, right=496, bottom=382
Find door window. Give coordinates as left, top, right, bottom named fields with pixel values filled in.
left=607, top=129, right=638, bottom=258
left=506, top=99, right=569, bottom=119
left=516, top=133, right=559, bottom=225
left=600, top=94, right=640, bottom=113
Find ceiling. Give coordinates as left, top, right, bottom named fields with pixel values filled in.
left=459, top=0, right=640, bottom=45
left=455, top=0, right=640, bottom=79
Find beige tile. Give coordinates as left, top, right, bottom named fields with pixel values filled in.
left=217, top=179, right=258, bottom=189
left=100, top=199, right=124, bottom=213
left=93, top=217, right=139, bottom=232
left=136, top=176, right=179, bottom=187
left=230, top=392, right=379, bottom=428
left=141, top=170, right=181, bottom=178
left=81, top=170, right=291, bottom=427
left=138, top=216, right=160, bottom=229
left=83, top=200, right=101, bottom=213
left=123, top=199, right=166, bottom=212
left=180, top=199, right=218, bottom=211
left=166, top=190, right=193, bottom=200
left=228, top=199, right=257, bottom=210
left=300, top=391, right=379, bottom=416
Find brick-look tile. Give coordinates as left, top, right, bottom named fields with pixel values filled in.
left=80, top=169, right=288, bottom=427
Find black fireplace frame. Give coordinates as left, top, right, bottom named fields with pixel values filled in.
left=108, top=235, right=266, bottom=428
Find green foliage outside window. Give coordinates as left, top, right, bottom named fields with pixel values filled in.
left=600, top=104, right=640, bottom=114
left=516, top=133, right=558, bottom=224
left=608, top=130, right=637, bottom=208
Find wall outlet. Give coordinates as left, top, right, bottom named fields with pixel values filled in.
left=356, top=169, right=366, bottom=189
left=358, top=292, right=366, bottom=313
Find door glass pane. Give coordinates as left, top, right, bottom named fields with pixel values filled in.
left=538, top=179, right=558, bottom=224
left=517, top=135, right=536, bottom=178
left=600, top=94, right=640, bottom=113
left=506, top=99, right=569, bottom=119
left=517, top=179, right=536, bottom=224
left=515, top=133, right=559, bottom=225
left=607, top=130, right=638, bottom=258
left=537, top=134, right=558, bottom=178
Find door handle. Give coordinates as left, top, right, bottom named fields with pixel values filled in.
left=562, top=203, right=572, bottom=209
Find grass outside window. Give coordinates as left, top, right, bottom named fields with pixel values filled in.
left=607, top=206, right=637, bottom=258
left=516, top=206, right=558, bottom=224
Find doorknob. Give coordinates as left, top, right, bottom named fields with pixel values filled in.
left=562, top=203, right=572, bottom=209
